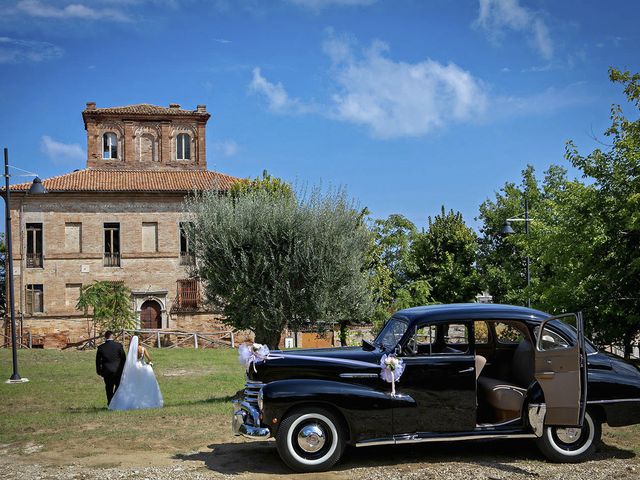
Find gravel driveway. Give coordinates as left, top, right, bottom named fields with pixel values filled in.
left=1, top=438, right=638, bottom=480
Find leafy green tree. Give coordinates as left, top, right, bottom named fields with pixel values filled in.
left=560, top=68, right=640, bottom=357
left=477, top=68, right=640, bottom=358
left=370, top=214, right=417, bottom=295
left=393, top=279, right=434, bottom=310
left=477, top=165, right=547, bottom=306
left=365, top=232, right=394, bottom=333
left=187, top=187, right=373, bottom=349
left=229, top=169, right=294, bottom=199
left=76, top=281, right=137, bottom=336
left=411, top=206, right=480, bottom=303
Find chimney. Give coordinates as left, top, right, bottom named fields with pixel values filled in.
left=86, top=102, right=96, bottom=110
left=169, top=103, right=181, bottom=109
left=196, top=104, right=207, bottom=113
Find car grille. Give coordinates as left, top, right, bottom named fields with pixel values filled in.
left=244, top=380, right=264, bottom=408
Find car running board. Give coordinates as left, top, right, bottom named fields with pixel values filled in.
left=355, top=430, right=536, bottom=447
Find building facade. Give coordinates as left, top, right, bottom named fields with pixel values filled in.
left=3, top=103, right=237, bottom=348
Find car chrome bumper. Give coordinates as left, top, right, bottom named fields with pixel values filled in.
left=232, top=398, right=271, bottom=439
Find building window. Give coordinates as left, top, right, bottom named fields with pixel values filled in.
left=26, top=223, right=43, bottom=268
left=176, top=133, right=191, bottom=160
left=103, top=132, right=118, bottom=159
left=104, top=222, right=120, bottom=267
left=175, top=279, right=199, bottom=309
left=179, top=222, right=194, bottom=265
left=65, top=222, right=82, bottom=253
left=142, top=222, right=158, bottom=252
left=25, top=284, right=44, bottom=314
left=65, top=283, right=82, bottom=308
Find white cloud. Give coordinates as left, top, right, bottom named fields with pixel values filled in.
left=324, top=36, right=488, bottom=138
left=249, top=67, right=312, bottom=114
left=213, top=140, right=239, bottom=157
left=0, top=37, right=63, bottom=63
left=16, top=0, right=130, bottom=22
left=286, top=0, right=376, bottom=10
left=251, top=35, right=487, bottom=138
left=249, top=32, right=585, bottom=139
left=41, top=136, right=85, bottom=163
left=475, top=0, right=553, bottom=59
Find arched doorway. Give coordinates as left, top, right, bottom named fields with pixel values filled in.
left=140, top=300, right=162, bottom=329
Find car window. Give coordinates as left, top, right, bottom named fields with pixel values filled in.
left=445, top=323, right=468, bottom=345
left=404, top=322, right=470, bottom=356
left=494, top=322, right=524, bottom=344
left=534, top=326, right=570, bottom=351
left=475, top=321, right=489, bottom=344
left=416, top=325, right=436, bottom=345
left=376, top=318, right=409, bottom=349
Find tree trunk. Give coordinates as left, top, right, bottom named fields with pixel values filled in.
left=339, top=321, right=348, bottom=347
left=254, top=324, right=282, bottom=350
left=623, top=328, right=635, bottom=360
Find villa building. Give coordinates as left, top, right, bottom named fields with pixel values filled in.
left=3, top=102, right=237, bottom=348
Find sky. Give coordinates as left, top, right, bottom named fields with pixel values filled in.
left=0, top=0, right=638, bottom=230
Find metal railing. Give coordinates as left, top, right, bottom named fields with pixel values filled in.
left=120, top=328, right=235, bottom=349
left=1, top=331, right=45, bottom=348
left=26, top=252, right=43, bottom=268
left=103, top=253, right=121, bottom=267
left=603, top=344, right=640, bottom=360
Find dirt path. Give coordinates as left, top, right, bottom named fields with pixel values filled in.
left=2, top=437, right=638, bottom=480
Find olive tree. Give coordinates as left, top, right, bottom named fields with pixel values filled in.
left=186, top=187, right=373, bottom=349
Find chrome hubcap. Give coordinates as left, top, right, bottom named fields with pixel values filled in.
left=297, top=424, right=326, bottom=453
left=556, top=427, right=582, bottom=444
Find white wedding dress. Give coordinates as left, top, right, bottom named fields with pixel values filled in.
left=109, top=336, right=164, bottom=411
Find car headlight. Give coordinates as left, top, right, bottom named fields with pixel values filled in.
left=258, top=390, right=264, bottom=411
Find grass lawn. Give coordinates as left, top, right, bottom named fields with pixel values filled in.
left=0, top=347, right=245, bottom=460
left=1, top=347, right=638, bottom=467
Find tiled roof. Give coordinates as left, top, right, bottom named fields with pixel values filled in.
left=8, top=169, right=238, bottom=193
left=83, top=103, right=209, bottom=117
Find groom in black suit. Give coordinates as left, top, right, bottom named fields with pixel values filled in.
left=96, top=331, right=126, bottom=405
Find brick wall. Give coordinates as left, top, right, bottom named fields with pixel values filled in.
left=4, top=192, right=221, bottom=347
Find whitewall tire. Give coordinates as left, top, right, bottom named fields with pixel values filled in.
left=276, top=407, right=346, bottom=472
left=536, top=410, right=601, bottom=463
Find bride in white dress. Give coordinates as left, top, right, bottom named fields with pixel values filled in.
left=109, top=335, right=163, bottom=410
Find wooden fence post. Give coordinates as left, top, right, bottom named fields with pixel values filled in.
left=157, top=331, right=161, bottom=349
left=230, top=331, right=235, bottom=348
left=194, top=333, right=198, bottom=349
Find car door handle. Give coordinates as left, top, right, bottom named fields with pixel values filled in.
left=459, top=367, right=474, bottom=373
left=538, top=372, right=555, bottom=379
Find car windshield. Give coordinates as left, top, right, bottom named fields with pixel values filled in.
left=375, top=317, right=409, bottom=350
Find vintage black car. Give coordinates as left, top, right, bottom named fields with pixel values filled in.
left=232, top=304, right=640, bottom=472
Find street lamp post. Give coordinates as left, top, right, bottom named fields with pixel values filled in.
left=501, top=197, right=532, bottom=309
left=4, top=147, right=47, bottom=384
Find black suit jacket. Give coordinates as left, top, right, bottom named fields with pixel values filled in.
left=96, top=340, right=126, bottom=378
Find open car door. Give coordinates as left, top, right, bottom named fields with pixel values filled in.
left=534, top=312, right=587, bottom=427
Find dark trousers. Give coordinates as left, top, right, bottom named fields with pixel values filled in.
left=103, top=373, right=121, bottom=405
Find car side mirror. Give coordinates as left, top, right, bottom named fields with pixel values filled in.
left=362, top=339, right=376, bottom=351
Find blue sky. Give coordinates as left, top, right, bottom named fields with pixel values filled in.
left=0, top=0, right=638, bottom=229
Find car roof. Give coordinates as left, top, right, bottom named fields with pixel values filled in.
left=393, top=303, right=550, bottom=324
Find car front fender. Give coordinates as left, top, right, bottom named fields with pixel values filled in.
left=261, top=378, right=396, bottom=442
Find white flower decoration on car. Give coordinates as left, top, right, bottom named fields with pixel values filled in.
left=379, top=354, right=405, bottom=396
left=239, top=343, right=271, bottom=373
